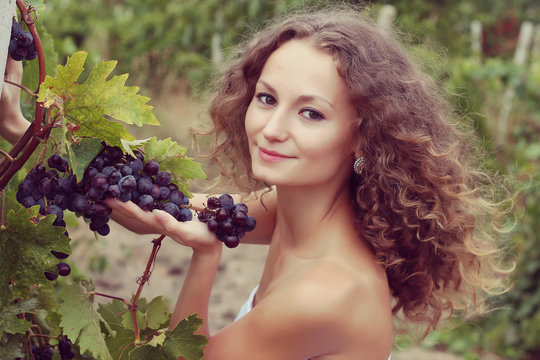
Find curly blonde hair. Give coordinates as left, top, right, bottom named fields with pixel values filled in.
left=201, top=7, right=511, bottom=335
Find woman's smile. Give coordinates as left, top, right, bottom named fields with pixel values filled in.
left=258, top=146, right=295, bottom=162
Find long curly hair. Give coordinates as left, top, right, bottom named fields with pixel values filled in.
left=201, top=6, right=511, bottom=336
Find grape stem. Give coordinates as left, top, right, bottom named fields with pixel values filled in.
left=3, top=79, right=37, bottom=98
left=130, top=234, right=165, bottom=342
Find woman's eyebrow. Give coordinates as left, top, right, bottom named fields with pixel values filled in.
left=257, top=79, right=334, bottom=109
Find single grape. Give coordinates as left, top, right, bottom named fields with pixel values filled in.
left=137, top=176, right=153, bottom=194
left=57, top=262, right=71, bottom=276
left=218, top=194, right=235, bottom=211
left=92, top=201, right=110, bottom=216
left=57, top=177, right=74, bottom=193
left=220, top=219, right=234, bottom=235
left=38, top=177, right=54, bottom=195
left=138, top=194, right=154, bottom=211
left=243, top=216, right=257, bottom=232
left=96, top=223, right=110, bottom=236
left=109, top=170, right=122, bottom=185
left=130, top=158, right=143, bottom=173
left=51, top=250, right=69, bottom=259
left=233, top=203, right=249, bottom=214
left=207, top=219, right=219, bottom=232
left=177, top=207, right=193, bottom=222
left=156, top=171, right=171, bottom=186
left=11, top=19, right=22, bottom=39
left=143, top=160, right=160, bottom=176
left=102, top=166, right=116, bottom=177
left=69, top=194, right=89, bottom=214
left=224, top=236, right=240, bottom=248
left=87, top=187, right=104, bottom=202
left=44, top=271, right=58, bottom=281
left=109, top=146, right=123, bottom=161
left=53, top=193, right=69, bottom=209
left=232, top=210, right=248, bottom=226
left=119, top=192, right=132, bottom=202
left=39, top=346, right=54, bottom=360
left=92, top=174, right=109, bottom=192
left=169, top=190, right=185, bottom=206
left=163, top=202, right=180, bottom=219
left=159, top=186, right=171, bottom=201
left=118, top=175, right=137, bottom=193
left=25, top=42, right=37, bottom=60
left=206, top=196, right=221, bottom=210
left=120, top=164, right=133, bottom=176
left=106, top=184, right=121, bottom=198
left=8, top=40, right=25, bottom=60
left=47, top=204, right=64, bottom=221
left=17, top=31, right=33, bottom=47
left=150, top=184, right=161, bottom=200
left=21, top=196, right=37, bottom=208
left=216, top=208, right=229, bottom=222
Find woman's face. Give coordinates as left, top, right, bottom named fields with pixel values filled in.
left=245, top=39, right=357, bottom=188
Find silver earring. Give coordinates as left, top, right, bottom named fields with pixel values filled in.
left=353, top=157, right=366, bottom=175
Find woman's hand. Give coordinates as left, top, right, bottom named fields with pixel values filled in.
left=0, top=55, right=31, bottom=144
left=105, top=198, right=222, bottom=254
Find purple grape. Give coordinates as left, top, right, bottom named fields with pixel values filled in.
left=44, top=271, right=58, bottom=281
left=109, top=170, right=122, bottom=185
left=216, top=208, right=229, bottom=222
left=224, top=236, right=240, bottom=248
left=130, top=158, right=143, bottom=173
left=138, top=194, right=154, bottom=211
left=156, top=171, right=171, bottom=186
left=163, top=202, right=180, bottom=219
left=244, top=216, right=256, bottom=232
left=177, top=207, right=193, bottom=222
left=150, top=184, right=161, bottom=200
left=206, top=196, right=221, bottom=210
left=51, top=250, right=69, bottom=259
left=207, top=219, right=219, bottom=232
left=232, top=210, right=248, bottom=226
left=143, top=160, right=160, bottom=176
left=11, top=20, right=21, bottom=39
left=96, top=223, right=110, bottom=236
left=137, top=176, right=153, bottom=194
left=159, top=186, right=171, bottom=201
left=106, top=184, right=121, bottom=198
left=169, top=190, right=186, bottom=206
left=17, top=31, right=33, bottom=47
left=218, top=194, right=234, bottom=211
left=70, top=194, right=89, bottom=213
left=92, top=174, right=109, bottom=192
left=118, top=175, right=137, bottom=193
left=57, top=262, right=71, bottom=276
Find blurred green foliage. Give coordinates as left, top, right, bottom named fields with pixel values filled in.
left=36, top=0, right=540, bottom=358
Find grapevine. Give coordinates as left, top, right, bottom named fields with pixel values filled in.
left=1, top=2, right=253, bottom=359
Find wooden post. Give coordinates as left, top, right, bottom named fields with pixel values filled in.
left=496, top=21, right=534, bottom=146
left=470, top=20, right=483, bottom=62
left=377, top=5, right=397, bottom=34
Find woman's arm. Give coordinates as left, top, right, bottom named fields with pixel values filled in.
left=0, top=55, right=31, bottom=144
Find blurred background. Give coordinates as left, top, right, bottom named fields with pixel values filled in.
left=26, top=0, right=540, bottom=359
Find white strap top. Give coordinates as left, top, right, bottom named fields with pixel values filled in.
left=234, top=285, right=392, bottom=360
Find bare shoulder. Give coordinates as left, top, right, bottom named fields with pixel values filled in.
left=278, top=261, right=394, bottom=357
left=206, top=261, right=392, bottom=359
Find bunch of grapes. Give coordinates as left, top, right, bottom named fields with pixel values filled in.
left=16, top=154, right=72, bottom=281
left=9, top=19, right=37, bottom=61
left=197, top=194, right=256, bottom=248
left=16, top=143, right=257, bottom=279
left=21, top=336, right=75, bottom=360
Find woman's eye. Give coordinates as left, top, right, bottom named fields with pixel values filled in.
left=256, top=93, right=276, bottom=106
left=300, top=108, right=325, bottom=121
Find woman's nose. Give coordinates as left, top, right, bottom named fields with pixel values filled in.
left=261, top=108, right=290, bottom=142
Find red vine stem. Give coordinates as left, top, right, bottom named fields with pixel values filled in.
left=0, top=2, right=48, bottom=192
left=130, top=234, right=165, bottom=342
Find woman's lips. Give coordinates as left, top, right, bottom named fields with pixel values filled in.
left=258, top=147, right=294, bottom=162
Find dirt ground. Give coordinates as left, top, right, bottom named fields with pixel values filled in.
left=69, top=221, right=471, bottom=360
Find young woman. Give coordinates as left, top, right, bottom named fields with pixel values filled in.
left=2, top=6, right=509, bottom=360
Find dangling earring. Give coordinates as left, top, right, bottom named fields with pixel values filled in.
left=353, top=156, right=366, bottom=175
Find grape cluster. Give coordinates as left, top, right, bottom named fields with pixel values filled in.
left=16, top=154, right=72, bottom=281
left=16, top=144, right=257, bottom=279
left=9, top=19, right=37, bottom=61
left=197, top=194, right=256, bottom=248
left=24, top=336, right=75, bottom=360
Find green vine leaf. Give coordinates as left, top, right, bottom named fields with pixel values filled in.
left=0, top=206, right=71, bottom=308
left=128, top=314, right=207, bottom=360
left=58, top=282, right=112, bottom=360
left=0, top=298, right=39, bottom=335
left=36, top=51, right=159, bottom=148
left=0, top=334, right=26, bottom=359
left=140, top=137, right=206, bottom=197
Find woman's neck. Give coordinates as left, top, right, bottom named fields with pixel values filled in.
left=273, top=180, right=356, bottom=252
